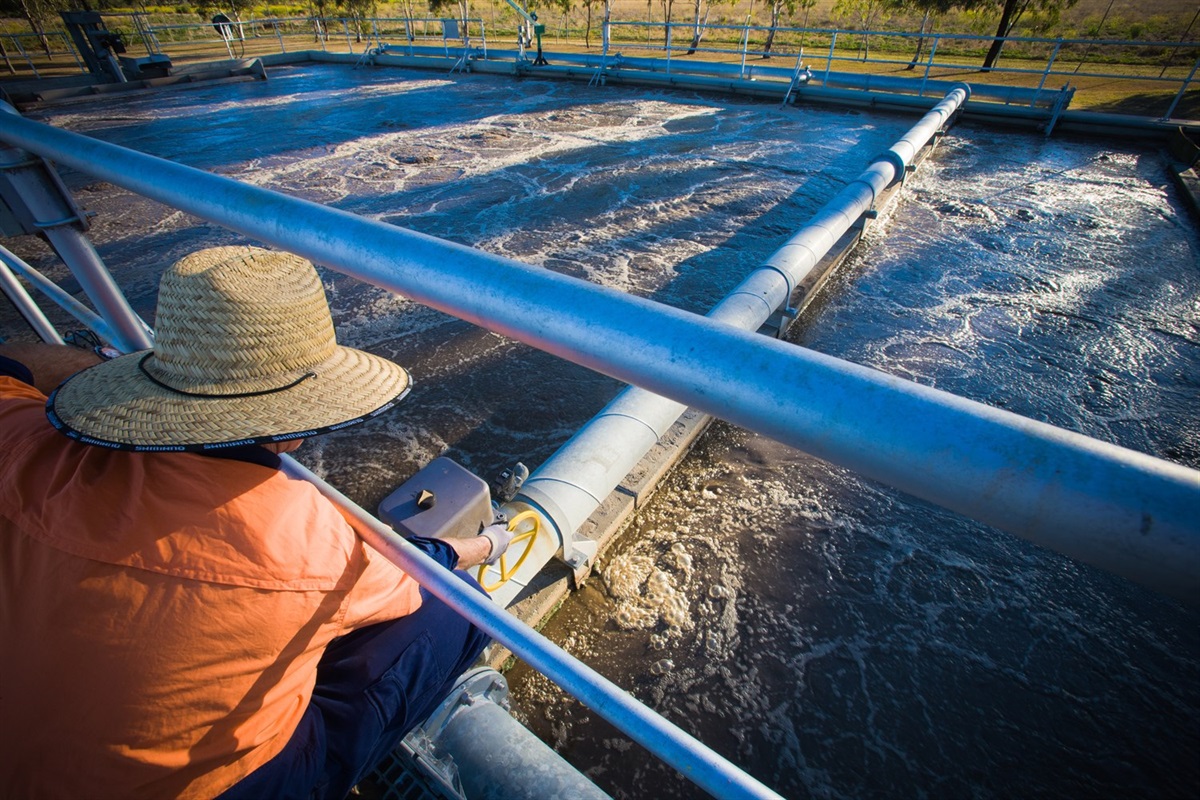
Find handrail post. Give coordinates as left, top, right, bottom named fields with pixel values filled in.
left=740, top=18, right=750, bottom=76
left=666, top=22, right=672, bottom=74
left=1032, top=38, right=1063, bottom=107
left=315, top=16, right=327, bottom=52
left=1162, top=55, right=1199, bottom=121
left=62, top=31, right=85, bottom=73
left=916, top=33, right=936, bottom=97
left=13, top=38, right=38, bottom=80
left=824, top=30, right=837, bottom=84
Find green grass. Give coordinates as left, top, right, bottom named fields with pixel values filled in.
left=1, top=3, right=1194, bottom=119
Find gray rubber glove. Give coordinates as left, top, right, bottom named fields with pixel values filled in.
left=477, top=523, right=515, bottom=565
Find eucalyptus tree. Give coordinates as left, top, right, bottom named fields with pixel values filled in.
left=763, top=0, right=817, bottom=57
left=883, top=0, right=1078, bottom=71
left=337, top=0, right=377, bottom=41
left=581, top=0, right=608, bottom=48
left=832, top=0, right=890, bottom=60
left=979, top=0, right=1078, bottom=70
left=0, top=0, right=68, bottom=56
left=883, top=0, right=960, bottom=68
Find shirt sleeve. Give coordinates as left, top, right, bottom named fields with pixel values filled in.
left=0, top=356, right=34, bottom=385
left=405, top=535, right=460, bottom=570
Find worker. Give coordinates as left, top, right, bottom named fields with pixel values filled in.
left=0, top=245, right=513, bottom=799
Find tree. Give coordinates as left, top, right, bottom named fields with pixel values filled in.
left=659, top=0, right=675, bottom=49
left=309, top=0, right=335, bottom=41
left=832, top=0, right=889, bottom=61
left=979, top=0, right=1078, bottom=71
left=685, top=0, right=727, bottom=54
left=193, top=0, right=255, bottom=21
left=581, top=0, right=607, bottom=48
left=882, top=0, right=960, bottom=70
left=0, top=0, right=69, bottom=57
left=763, top=0, right=804, bottom=58
left=888, top=0, right=1078, bottom=72
left=338, top=0, right=377, bottom=42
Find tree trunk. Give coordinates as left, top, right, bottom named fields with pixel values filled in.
left=603, top=0, right=612, bottom=53
left=982, top=0, right=1022, bottom=72
left=687, top=0, right=701, bottom=54
left=763, top=2, right=781, bottom=58
left=585, top=4, right=593, bottom=49
left=906, top=10, right=930, bottom=70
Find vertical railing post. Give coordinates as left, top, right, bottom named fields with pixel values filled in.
left=740, top=18, right=751, bottom=77
left=132, top=12, right=154, bottom=56
left=666, top=23, right=672, bottom=74
left=1162, top=55, right=1199, bottom=121
left=919, top=34, right=939, bottom=97
left=343, top=18, right=354, bottom=53
left=1032, top=38, right=1062, bottom=107
left=274, top=20, right=286, bottom=53
left=13, top=38, right=38, bottom=80
left=824, top=31, right=837, bottom=85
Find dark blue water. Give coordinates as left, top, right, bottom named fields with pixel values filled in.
left=505, top=130, right=1200, bottom=799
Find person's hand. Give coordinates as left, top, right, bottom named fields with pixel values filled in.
left=477, top=523, right=515, bottom=565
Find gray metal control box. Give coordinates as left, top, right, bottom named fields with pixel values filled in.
left=378, top=457, right=492, bottom=541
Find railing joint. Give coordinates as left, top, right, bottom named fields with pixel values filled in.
left=33, top=215, right=86, bottom=230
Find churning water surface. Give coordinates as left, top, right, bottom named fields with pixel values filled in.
left=4, top=65, right=1198, bottom=799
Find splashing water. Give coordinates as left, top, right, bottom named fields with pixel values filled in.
left=3, top=65, right=1197, bottom=800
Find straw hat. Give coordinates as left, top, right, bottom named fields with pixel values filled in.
left=46, top=246, right=410, bottom=452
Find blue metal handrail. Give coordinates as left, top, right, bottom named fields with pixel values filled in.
left=0, top=105, right=783, bottom=800
left=0, top=103, right=1195, bottom=603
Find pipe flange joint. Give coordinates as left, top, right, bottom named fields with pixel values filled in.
left=872, top=149, right=907, bottom=179
left=949, top=82, right=972, bottom=102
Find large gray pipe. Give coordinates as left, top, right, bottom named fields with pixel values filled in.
left=416, top=669, right=611, bottom=800
left=0, top=130, right=152, bottom=353
left=0, top=105, right=1196, bottom=602
left=519, top=87, right=968, bottom=557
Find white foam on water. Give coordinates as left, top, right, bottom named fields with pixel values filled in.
left=5, top=66, right=1197, bottom=800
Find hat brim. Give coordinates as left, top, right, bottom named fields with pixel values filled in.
left=47, top=346, right=410, bottom=452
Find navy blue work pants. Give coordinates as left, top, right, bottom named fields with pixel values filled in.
left=217, top=571, right=491, bottom=800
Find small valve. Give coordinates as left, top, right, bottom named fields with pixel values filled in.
left=490, top=462, right=529, bottom=504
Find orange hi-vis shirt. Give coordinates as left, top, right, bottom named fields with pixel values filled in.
left=0, top=376, right=422, bottom=799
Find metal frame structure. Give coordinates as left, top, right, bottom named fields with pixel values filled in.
left=2, top=102, right=1196, bottom=602
left=0, top=75, right=1198, bottom=794
left=8, top=12, right=1196, bottom=121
